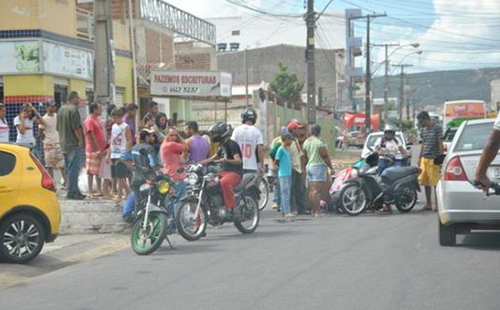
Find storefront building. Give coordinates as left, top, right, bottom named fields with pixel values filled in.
left=0, top=0, right=134, bottom=142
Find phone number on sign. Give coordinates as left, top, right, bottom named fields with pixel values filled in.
left=163, top=87, right=200, bottom=94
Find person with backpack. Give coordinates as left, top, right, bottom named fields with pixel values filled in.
left=374, top=124, right=406, bottom=175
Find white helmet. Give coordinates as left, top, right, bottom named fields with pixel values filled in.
left=384, top=124, right=397, bottom=133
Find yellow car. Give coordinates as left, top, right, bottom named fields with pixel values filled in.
left=0, top=143, right=61, bottom=263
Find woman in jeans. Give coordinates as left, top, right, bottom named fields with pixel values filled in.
left=303, top=125, right=334, bottom=217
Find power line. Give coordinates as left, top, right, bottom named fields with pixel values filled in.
left=316, top=0, right=335, bottom=21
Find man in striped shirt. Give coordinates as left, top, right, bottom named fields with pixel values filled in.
left=417, top=111, right=444, bottom=211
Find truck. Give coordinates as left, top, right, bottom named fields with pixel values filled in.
left=442, top=100, right=487, bottom=153
left=443, top=100, right=487, bottom=132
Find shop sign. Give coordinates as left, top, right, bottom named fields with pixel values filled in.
left=0, top=41, right=41, bottom=74
left=43, top=42, right=93, bottom=80
left=151, top=70, right=232, bottom=97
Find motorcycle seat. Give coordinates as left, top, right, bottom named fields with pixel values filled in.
left=234, top=173, right=257, bottom=192
left=381, top=166, right=419, bottom=181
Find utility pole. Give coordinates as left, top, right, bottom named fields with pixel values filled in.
left=306, top=0, right=316, bottom=125
left=94, top=0, right=115, bottom=110
left=245, top=49, right=249, bottom=108
left=392, top=63, right=413, bottom=122
left=372, top=43, right=399, bottom=119
left=406, top=97, right=411, bottom=120
left=351, top=13, right=386, bottom=134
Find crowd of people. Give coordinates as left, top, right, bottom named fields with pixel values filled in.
left=0, top=92, right=340, bottom=222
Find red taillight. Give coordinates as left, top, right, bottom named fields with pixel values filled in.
left=444, top=156, right=467, bottom=181
left=31, top=154, right=56, bottom=192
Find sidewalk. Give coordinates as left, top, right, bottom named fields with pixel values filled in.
left=0, top=234, right=129, bottom=289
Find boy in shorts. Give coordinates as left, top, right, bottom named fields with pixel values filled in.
left=109, top=108, right=133, bottom=201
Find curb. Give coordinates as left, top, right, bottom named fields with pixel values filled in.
left=59, top=197, right=130, bottom=235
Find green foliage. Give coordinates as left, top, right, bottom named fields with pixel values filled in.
left=397, top=120, right=414, bottom=132
left=270, top=63, right=304, bottom=103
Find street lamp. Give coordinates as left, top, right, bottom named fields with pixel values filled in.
left=370, top=43, right=420, bottom=117
left=396, top=50, right=423, bottom=66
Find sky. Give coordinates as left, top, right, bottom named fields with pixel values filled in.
left=166, top=0, right=500, bottom=75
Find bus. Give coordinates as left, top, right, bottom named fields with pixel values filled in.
left=443, top=100, right=487, bottom=132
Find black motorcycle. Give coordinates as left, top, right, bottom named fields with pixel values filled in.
left=339, top=151, right=420, bottom=216
left=176, top=164, right=261, bottom=241
left=130, top=172, right=176, bottom=255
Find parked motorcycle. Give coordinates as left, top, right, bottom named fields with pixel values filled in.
left=339, top=151, right=420, bottom=216
left=329, top=159, right=365, bottom=212
left=176, top=164, right=261, bottom=241
left=130, top=172, right=175, bottom=255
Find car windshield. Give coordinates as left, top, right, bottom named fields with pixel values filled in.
left=366, top=134, right=383, bottom=147
left=454, top=122, right=493, bottom=152
left=366, top=133, right=404, bottom=147
left=444, top=128, right=457, bottom=142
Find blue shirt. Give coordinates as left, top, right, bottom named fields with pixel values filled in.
left=275, top=145, right=292, bottom=177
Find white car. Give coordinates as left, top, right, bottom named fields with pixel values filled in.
left=437, top=119, right=500, bottom=246
left=361, top=131, right=410, bottom=159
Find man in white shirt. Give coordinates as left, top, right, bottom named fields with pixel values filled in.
left=0, top=103, right=9, bottom=143
left=231, top=108, right=264, bottom=174
left=39, top=101, right=67, bottom=183
left=374, top=124, right=406, bottom=176
left=476, top=112, right=500, bottom=189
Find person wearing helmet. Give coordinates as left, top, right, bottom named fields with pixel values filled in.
left=202, top=122, right=243, bottom=217
left=374, top=124, right=406, bottom=175
left=231, top=108, right=265, bottom=175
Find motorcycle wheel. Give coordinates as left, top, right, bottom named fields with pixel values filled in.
left=235, top=195, right=260, bottom=234
left=339, top=183, right=368, bottom=216
left=131, top=212, right=168, bottom=255
left=394, top=187, right=418, bottom=213
left=176, top=200, right=207, bottom=241
left=258, top=178, right=270, bottom=211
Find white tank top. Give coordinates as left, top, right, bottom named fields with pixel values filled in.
left=110, top=122, right=129, bottom=159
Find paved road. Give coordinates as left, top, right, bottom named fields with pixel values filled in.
left=2, top=209, right=500, bottom=310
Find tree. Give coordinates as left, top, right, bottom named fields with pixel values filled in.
left=270, top=63, right=304, bottom=104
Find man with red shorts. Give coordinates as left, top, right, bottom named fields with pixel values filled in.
left=202, top=122, right=243, bottom=219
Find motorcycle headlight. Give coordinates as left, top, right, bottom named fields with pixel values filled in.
left=188, top=173, right=199, bottom=186
left=158, top=181, right=170, bottom=195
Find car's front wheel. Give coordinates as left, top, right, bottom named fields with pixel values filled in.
left=0, top=214, right=46, bottom=263
left=439, top=220, right=456, bottom=246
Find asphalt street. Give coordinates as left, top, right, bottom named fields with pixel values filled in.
left=2, top=209, right=500, bottom=310
left=3, top=145, right=499, bottom=310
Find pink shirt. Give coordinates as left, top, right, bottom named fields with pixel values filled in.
left=160, top=141, right=186, bottom=180
left=84, top=115, right=106, bottom=153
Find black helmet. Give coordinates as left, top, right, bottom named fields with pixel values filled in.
left=208, top=122, right=232, bottom=143
left=241, top=108, right=257, bottom=124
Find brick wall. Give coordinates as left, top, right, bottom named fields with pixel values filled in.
left=175, top=53, right=211, bottom=71
left=145, top=28, right=174, bottom=66
left=174, top=42, right=215, bottom=71
left=77, top=0, right=138, bottom=19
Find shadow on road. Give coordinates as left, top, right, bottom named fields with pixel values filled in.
left=459, top=232, right=500, bottom=251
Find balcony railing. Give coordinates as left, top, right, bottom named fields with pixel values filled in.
left=76, top=8, right=94, bottom=41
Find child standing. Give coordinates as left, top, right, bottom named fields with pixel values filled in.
left=109, top=108, right=133, bottom=202
left=274, top=133, right=294, bottom=220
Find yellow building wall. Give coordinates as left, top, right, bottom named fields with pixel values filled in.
left=0, top=0, right=77, bottom=38
left=3, top=75, right=54, bottom=96
left=68, top=79, right=86, bottom=97
left=115, top=56, right=134, bottom=104
left=113, top=21, right=132, bottom=52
